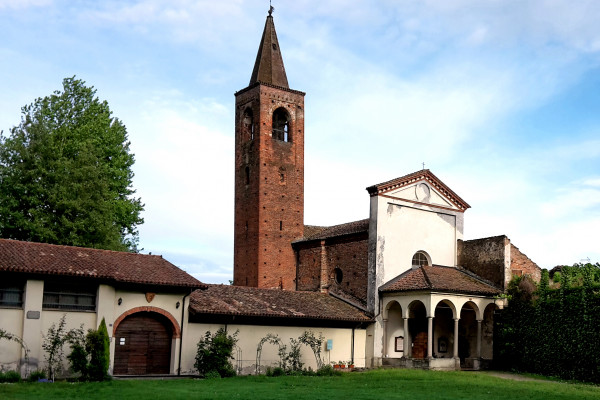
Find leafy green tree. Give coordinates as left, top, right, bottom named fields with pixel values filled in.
left=0, top=77, right=143, bottom=251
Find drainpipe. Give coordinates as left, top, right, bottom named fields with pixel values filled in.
left=177, top=290, right=192, bottom=376
left=351, top=327, right=355, bottom=364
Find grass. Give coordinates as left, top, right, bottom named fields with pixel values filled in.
left=1, top=369, right=599, bottom=400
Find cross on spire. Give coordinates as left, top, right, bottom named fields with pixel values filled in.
left=269, top=1, right=274, bottom=16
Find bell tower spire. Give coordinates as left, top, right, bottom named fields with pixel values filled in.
left=233, top=10, right=305, bottom=290
left=249, top=6, right=289, bottom=88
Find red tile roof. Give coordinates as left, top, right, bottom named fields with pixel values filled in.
left=366, top=169, right=470, bottom=211
left=0, top=239, right=206, bottom=289
left=380, top=265, right=501, bottom=296
left=189, top=284, right=372, bottom=322
left=296, top=219, right=369, bottom=242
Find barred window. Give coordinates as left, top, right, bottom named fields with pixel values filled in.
left=43, top=282, right=97, bottom=311
left=0, top=281, right=24, bottom=308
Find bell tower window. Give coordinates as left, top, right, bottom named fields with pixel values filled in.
left=242, top=108, right=254, bottom=141
left=272, top=107, right=291, bottom=142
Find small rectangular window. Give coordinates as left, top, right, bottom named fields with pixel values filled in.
left=42, top=281, right=97, bottom=311
left=0, top=281, right=24, bottom=308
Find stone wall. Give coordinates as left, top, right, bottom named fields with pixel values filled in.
left=295, top=233, right=368, bottom=305
left=457, top=236, right=509, bottom=289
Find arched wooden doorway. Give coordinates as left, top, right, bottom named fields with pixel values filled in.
left=114, top=312, right=173, bottom=375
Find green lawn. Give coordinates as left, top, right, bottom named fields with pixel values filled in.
left=1, top=369, right=598, bottom=400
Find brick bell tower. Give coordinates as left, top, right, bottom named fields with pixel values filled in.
left=233, top=8, right=305, bottom=289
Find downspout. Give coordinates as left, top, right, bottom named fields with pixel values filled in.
left=351, top=327, right=355, bottom=364
left=177, top=290, right=192, bottom=376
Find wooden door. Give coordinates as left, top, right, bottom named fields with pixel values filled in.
left=114, top=312, right=172, bottom=375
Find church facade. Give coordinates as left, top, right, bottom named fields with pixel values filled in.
left=0, top=10, right=541, bottom=377
left=231, top=11, right=541, bottom=370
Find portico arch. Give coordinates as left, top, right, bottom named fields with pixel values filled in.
left=407, top=300, right=428, bottom=359
left=433, top=300, right=456, bottom=359
left=458, top=302, right=479, bottom=368
left=383, top=301, right=404, bottom=358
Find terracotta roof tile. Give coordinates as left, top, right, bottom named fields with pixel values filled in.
left=0, top=239, right=206, bottom=289
left=296, top=219, right=369, bottom=242
left=189, top=284, right=372, bottom=322
left=380, top=265, right=501, bottom=296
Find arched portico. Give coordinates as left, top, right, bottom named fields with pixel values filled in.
left=380, top=292, right=498, bottom=370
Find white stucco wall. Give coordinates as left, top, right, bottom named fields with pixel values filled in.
left=181, top=322, right=367, bottom=375
left=367, top=181, right=465, bottom=317
left=0, top=308, right=24, bottom=370
left=0, top=279, right=191, bottom=377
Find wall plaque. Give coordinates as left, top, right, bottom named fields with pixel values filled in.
left=26, top=311, right=40, bottom=319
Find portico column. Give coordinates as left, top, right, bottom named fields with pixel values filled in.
left=453, top=318, right=459, bottom=359
left=403, top=317, right=409, bottom=358
left=427, top=316, right=433, bottom=359
left=382, top=318, right=388, bottom=358
left=476, top=319, right=483, bottom=359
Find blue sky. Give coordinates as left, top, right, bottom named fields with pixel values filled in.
left=1, top=0, right=599, bottom=283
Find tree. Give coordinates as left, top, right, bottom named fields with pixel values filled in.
left=0, top=77, right=143, bottom=252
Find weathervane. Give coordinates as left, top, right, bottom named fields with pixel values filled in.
left=422, top=162, right=425, bottom=170
left=269, top=0, right=274, bottom=16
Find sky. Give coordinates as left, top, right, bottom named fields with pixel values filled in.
left=1, top=0, right=599, bottom=283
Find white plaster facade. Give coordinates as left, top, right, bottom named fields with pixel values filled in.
left=0, top=278, right=365, bottom=377
left=364, top=171, right=501, bottom=369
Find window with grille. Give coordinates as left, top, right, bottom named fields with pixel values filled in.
left=42, top=282, right=97, bottom=311
left=0, top=281, right=24, bottom=308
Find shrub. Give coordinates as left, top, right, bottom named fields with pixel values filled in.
left=0, top=370, right=21, bottom=382
left=316, top=365, right=341, bottom=376
left=194, top=328, right=238, bottom=378
left=27, top=370, right=47, bottom=382
left=97, top=318, right=110, bottom=378
left=267, top=366, right=285, bottom=377
left=66, top=320, right=110, bottom=381
left=42, top=315, right=70, bottom=380
left=203, top=371, right=222, bottom=379
left=86, top=329, right=110, bottom=381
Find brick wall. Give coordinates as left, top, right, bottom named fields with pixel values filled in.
left=295, top=233, right=368, bottom=305
left=510, top=243, right=541, bottom=282
left=233, top=83, right=305, bottom=290
left=457, top=236, right=508, bottom=289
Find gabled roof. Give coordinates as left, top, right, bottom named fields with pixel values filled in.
left=366, top=169, right=470, bottom=211
left=189, top=284, right=372, bottom=323
left=249, top=12, right=289, bottom=88
left=0, top=239, right=206, bottom=290
left=295, top=219, right=369, bottom=243
left=380, top=265, right=501, bottom=296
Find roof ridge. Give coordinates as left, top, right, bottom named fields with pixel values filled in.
left=0, top=238, right=158, bottom=258
left=421, top=266, right=433, bottom=289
